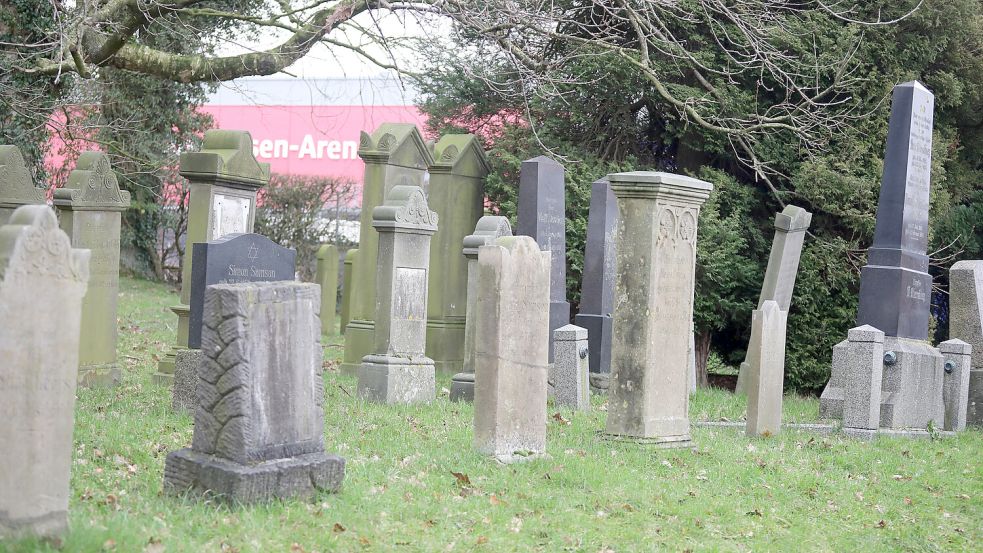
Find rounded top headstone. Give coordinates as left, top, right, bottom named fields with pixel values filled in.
left=372, top=185, right=438, bottom=233
left=463, top=216, right=513, bottom=257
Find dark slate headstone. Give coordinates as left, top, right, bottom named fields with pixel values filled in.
left=575, top=178, right=618, bottom=377
left=517, top=156, right=570, bottom=360
left=856, top=81, right=934, bottom=340
left=188, top=233, right=296, bottom=349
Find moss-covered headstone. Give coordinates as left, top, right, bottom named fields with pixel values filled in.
left=425, top=135, right=490, bottom=375
left=316, top=244, right=340, bottom=335
left=0, top=145, right=46, bottom=226
left=54, top=152, right=131, bottom=387
left=340, top=248, right=358, bottom=336
left=341, top=123, right=433, bottom=374
left=154, top=130, right=270, bottom=385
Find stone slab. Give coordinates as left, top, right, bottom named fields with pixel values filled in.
left=551, top=324, right=590, bottom=411
left=576, top=177, right=617, bottom=376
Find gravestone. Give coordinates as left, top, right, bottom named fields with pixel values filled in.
left=736, top=205, right=812, bottom=394
left=0, top=205, right=89, bottom=540
left=426, top=135, right=489, bottom=374
left=357, top=185, right=438, bottom=404
left=155, top=130, right=270, bottom=385
left=340, top=248, right=359, bottom=336
left=450, top=216, right=513, bottom=402
left=342, top=123, right=433, bottom=374
left=517, top=156, right=569, bottom=361
left=164, top=282, right=345, bottom=503
left=551, top=324, right=590, bottom=411
left=820, top=82, right=944, bottom=430
left=948, top=260, right=983, bottom=426
left=603, top=172, right=712, bottom=446
left=173, top=233, right=296, bottom=413
left=54, top=152, right=131, bottom=387
left=939, top=339, right=971, bottom=431
left=0, top=146, right=45, bottom=226
left=841, top=326, right=885, bottom=431
left=745, top=301, right=787, bottom=437
left=316, top=244, right=339, bottom=335
left=473, top=236, right=551, bottom=463
left=575, top=177, right=617, bottom=389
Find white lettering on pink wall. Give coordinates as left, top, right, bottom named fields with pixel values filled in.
left=252, top=135, right=358, bottom=161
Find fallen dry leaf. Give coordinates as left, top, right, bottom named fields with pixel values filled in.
left=102, top=539, right=117, bottom=551
left=551, top=412, right=571, bottom=425
left=332, top=523, right=346, bottom=533
left=876, top=520, right=887, bottom=528
left=477, top=536, right=489, bottom=545
left=451, top=471, right=472, bottom=486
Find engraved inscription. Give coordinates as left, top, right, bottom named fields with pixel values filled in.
left=212, top=194, right=251, bottom=239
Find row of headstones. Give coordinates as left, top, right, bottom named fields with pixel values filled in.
left=0, top=147, right=131, bottom=388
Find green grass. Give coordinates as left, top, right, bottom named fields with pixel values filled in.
left=4, top=276, right=982, bottom=552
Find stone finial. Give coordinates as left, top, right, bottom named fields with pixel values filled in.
left=53, top=152, right=131, bottom=209
left=357, top=123, right=434, bottom=168
left=463, top=216, right=513, bottom=258
left=371, top=185, right=438, bottom=232
left=179, top=129, right=271, bottom=186
left=430, top=134, right=492, bottom=175
left=847, top=324, right=886, bottom=343
left=774, top=204, right=812, bottom=232
left=0, top=145, right=44, bottom=205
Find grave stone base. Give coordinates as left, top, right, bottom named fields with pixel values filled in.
left=821, top=336, right=944, bottom=429
left=357, top=355, right=435, bottom=404
left=0, top=510, right=67, bottom=541
left=164, top=448, right=344, bottom=503
left=425, top=318, right=465, bottom=375
left=449, top=373, right=474, bottom=402
left=172, top=349, right=203, bottom=415
left=78, top=362, right=120, bottom=388
left=602, top=432, right=694, bottom=449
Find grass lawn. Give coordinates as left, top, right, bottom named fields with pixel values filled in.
left=5, top=276, right=982, bottom=552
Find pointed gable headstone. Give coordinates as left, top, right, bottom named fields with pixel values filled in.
left=54, top=152, right=131, bottom=387
left=425, top=135, right=490, bottom=375
left=0, top=146, right=45, bottom=226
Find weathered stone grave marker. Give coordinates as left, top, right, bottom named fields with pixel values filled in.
left=0, top=146, right=45, bottom=226
left=820, top=82, right=945, bottom=430
left=155, top=130, right=270, bottom=385
left=841, top=325, right=885, bottom=433
left=575, top=177, right=617, bottom=390
left=172, top=233, right=296, bottom=412
left=745, top=301, right=787, bottom=437
left=473, top=236, right=551, bottom=462
left=357, top=185, right=438, bottom=404
left=426, top=135, right=489, bottom=374
left=340, top=248, right=358, bottom=335
left=736, top=205, right=812, bottom=394
left=939, top=339, right=971, bottom=431
left=949, top=260, right=983, bottom=426
left=603, top=172, right=712, bottom=447
left=0, top=206, right=89, bottom=540
left=54, top=152, right=131, bottom=387
left=517, top=156, right=570, bottom=361
left=164, top=281, right=345, bottom=503
left=450, top=215, right=513, bottom=402
left=342, top=124, right=433, bottom=374
left=316, top=244, right=339, bottom=335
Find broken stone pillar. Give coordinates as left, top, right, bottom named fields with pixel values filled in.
left=473, top=236, right=551, bottom=462
left=939, top=339, right=971, bottom=431
left=841, top=326, right=885, bottom=431
left=450, top=216, right=512, bottom=402
left=745, top=301, right=787, bottom=437
left=949, top=260, right=983, bottom=426
left=551, top=324, right=590, bottom=411
left=603, top=171, right=712, bottom=447
left=163, top=281, right=345, bottom=503
left=736, top=205, right=812, bottom=394
left=357, top=185, right=438, bottom=404
left=340, top=248, right=359, bottom=335
left=0, top=206, right=90, bottom=540
left=316, top=244, right=339, bottom=335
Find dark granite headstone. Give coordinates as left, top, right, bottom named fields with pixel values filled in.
left=517, top=156, right=570, bottom=360
left=575, top=178, right=618, bottom=379
left=188, top=233, right=296, bottom=349
left=856, top=81, right=934, bottom=340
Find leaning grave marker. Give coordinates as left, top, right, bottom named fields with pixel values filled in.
left=0, top=206, right=89, bottom=540
left=155, top=129, right=270, bottom=385
left=54, top=151, right=131, bottom=387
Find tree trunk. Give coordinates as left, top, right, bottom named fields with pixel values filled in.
left=695, top=329, right=712, bottom=389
